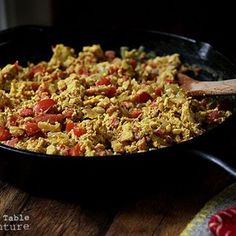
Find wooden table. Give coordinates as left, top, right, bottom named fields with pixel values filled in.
left=0, top=154, right=234, bottom=236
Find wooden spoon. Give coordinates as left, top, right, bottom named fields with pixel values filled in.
left=177, top=73, right=236, bottom=96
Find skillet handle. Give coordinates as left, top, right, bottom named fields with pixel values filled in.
left=184, top=148, right=236, bottom=178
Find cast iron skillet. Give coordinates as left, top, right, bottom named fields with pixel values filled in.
left=0, top=26, right=236, bottom=187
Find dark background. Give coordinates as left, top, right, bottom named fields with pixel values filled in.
left=51, top=1, right=236, bottom=62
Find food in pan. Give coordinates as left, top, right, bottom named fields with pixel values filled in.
left=0, top=44, right=232, bottom=156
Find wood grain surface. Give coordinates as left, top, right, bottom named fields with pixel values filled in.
left=0, top=158, right=233, bottom=236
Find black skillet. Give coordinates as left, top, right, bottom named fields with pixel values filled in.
left=0, top=26, right=236, bottom=189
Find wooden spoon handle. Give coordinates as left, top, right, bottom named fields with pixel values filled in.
left=190, top=79, right=236, bottom=96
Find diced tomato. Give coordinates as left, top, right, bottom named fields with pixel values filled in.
left=108, top=66, right=119, bottom=75
left=69, top=143, right=82, bottom=156
left=94, top=144, right=106, bottom=156
left=107, top=105, right=118, bottom=115
left=105, top=86, right=117, bottom=97
left=31, top=64, right=46, bottom=75
left=96, top=77, right=111, bottom=86
left=25, top=122, right=40, bottom=137
left=129, top=109, right=142, bottom=118
left=129, top=59, right=137, bottom=70
left=121, top=101, right=133, bottom=109
left=166, top=78, right=176, bottom=84
left=134, top=92, right=152, bottom=103
left=105, top=50, right=116, bottom=60
left=31, top=82, right=40, bottom=91
left=77, top=68, right=89, bottom=76
left=0, top=127, right=11, bottom=141
left=63, top=108, right=75, bottom=119
left=207, top=111, right=220, bottom=124
left=111, top=117, right=119, bottom=128
left=138, top=137, right=147, bottom=151
left=154, top=128, right=166, bottom=138
left=34, top=114, right=63, bottom=124
left=33, top=99, right=56, bottom=114
left=65, top=122, right=75, bottom=133
left=2, top=138, right=19, bottom=147
left=155, top=87, right=163, bottom=96
left=58, top=144, right=70, bottom=155
left=7, top=115, right=19, bottom=126
left=73, top=127, right=86, bottom=138
left=20, top=108, right=34, bottom=117
left=86, top=86, right=116, bottom=97
left=122, top=101, right=133, bottom=109
left=86, top=88, right=95, bottom=96
left=49, top=71, right=61, bottom=81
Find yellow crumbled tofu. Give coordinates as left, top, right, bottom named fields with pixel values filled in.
left=120, top=123, right=134, bottom=142
left=0, top=90, right=10, bottom=108
left=0, top=44, right=232, bottom=156
left=46, top=145, right=57, bottom=155
left=9, top=126, right=24, bottom=137
left=38, top=122, right=61, bottom=132
left=49, top=44, right=75, bottom=67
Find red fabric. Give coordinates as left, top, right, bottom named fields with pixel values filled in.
left=208, top=205, right=236, bottom=236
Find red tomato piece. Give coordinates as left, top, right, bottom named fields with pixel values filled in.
left=34, top=114, right=63, bottom=124
left=2, top=138, right=19, bottom=147
left=108, top=66, right=119, bottom=75
left=63, top=108, right=75, bottom=119
left=96, top=77, right=111, bottom=86
left=166, top=79, right=176, bottom=84
left=20, top=108, right=34, bottom=117
left=77, top=68, right=89, bottom=76
left=7, top=115, right=19, bottom=126
left=111, top=117, right=119, bottom=128
left=31, top=64, right=46, bottom=75
left=207, top=111, right=220, bottom=124
left=33, top=99, right=56, bottom=114
left=155, top=87, right=163, bottom=96
left=129, top=59, right=137, bottom=69
left=0, top=127, right=11, bottom=141
left=25, top=122, right=40, bottom=137
left=31, top=83, right=40, bottom=91
left=86, top=88, right=96, bottom=96
left=58, top=144, right=70, bottom=155
left=73, top=127, right=86, bottom=138
left=69, top=143, right=82, bottom=156
left=134, top=92, right=152, bottom=103
left=105, top=86, right=117, bottom=97
left=129, top=109, right=142, bottom=118
left=65, top=122, right=75, bottom=133
left=154, top=128, right=166, bottom=138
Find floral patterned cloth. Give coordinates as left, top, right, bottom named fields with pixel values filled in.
left=180, top=183, right=236, bottom=236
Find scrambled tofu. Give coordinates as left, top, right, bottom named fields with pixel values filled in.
left=0, top=44, right=232, bottom=156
